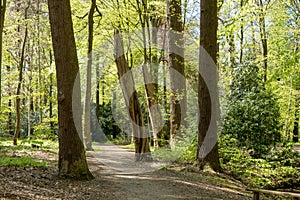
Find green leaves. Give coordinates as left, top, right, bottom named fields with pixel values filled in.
left=222, top=63, right=282, bottom=157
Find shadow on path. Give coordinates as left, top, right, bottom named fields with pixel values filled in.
left=87, top=143, right=252, bottom=200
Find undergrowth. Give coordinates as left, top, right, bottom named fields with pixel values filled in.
left=178, top=135, right=300, bottom=189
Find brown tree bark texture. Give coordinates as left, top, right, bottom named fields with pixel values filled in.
left=114, top=29, right=151, bottom=161
left=198, top=0, right=221, bottom=172
left=48, top=0, right=93, bottom=180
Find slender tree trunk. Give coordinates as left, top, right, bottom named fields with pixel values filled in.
left=197, top=0, right=221, bottom=172
left=83, top=0, right=96, bottom=151
left=293, top=84, right=300, bottom=143
left=95, top=62, right=100, bottom=117
left=228, top=28, right=236, bottom=68
left=0, top=0, right=6, bottom=107
left=49, top=72, right=54, bottom=131
left=135, top=0, right=166, bottom=149
left=6, top=64, right=13, bottom=135
left=114, top=29, right=151, bottom=161
left=27, top=41, right=33, bottom=139
left=167, top=0, right=187, bottom=148
left=257, top=0, right=268, bottom=83
left=48, top=0, right=94, bottom=180
left=240, top=0, right=244, bottom=63
left=13, top=3, right=29, bottom=145
left=49, top=50, right=54, bottom=131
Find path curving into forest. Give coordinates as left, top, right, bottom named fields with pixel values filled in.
left=87, top=143, right=252, bottom=200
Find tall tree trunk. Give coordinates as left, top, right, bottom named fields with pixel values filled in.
left=83, top=0, right=96, bottom=151
left=13, top=3, right=29, bottom=146
left=240, top=0, right=244, bottom=63
left=0, top=0, right=6, bottom=107
left=95, top=62, right=100, bottom=118
left=167, top=0, right=187, bottom=148
left=6, top=64, right=13, bottom=135
left=227, top=28, right=236, bottom=68
left=257, top=0, right=268, bottom=83
left=293, top=84, right=300, bottom=143
left=114, top=29, right=151, bottom=161
left=197, top=0, right=221, bottom=172
left=48, top=0, right=94, bottom=180
left=49, top=51, right=54, bottom=131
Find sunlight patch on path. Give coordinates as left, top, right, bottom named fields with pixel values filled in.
left=88, top=143, right=171, bottom=174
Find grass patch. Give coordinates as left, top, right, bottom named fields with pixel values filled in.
left=0, top=137, right=58, bottom=167
left=122, top=143, right=155, bottom=152
left=0, top=155, right=47, bottom=167
left=122, top=143, right=135, bottom=150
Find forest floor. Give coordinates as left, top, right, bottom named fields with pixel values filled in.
left=0, top=142, right=275, bottom=200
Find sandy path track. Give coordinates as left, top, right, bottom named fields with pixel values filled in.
left=87, top=143, right=252, bottom=200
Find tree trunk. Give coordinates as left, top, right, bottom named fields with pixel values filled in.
left=48, top=0, right=94, bottom=180
left=257, top=0, right=268, bottom=83
left=6, top=64, right=13, bottom=135
left=239, top=0, right=244, bottom=63
left=83, top=0, right=96, bottom=151
left=0, top=0, right=6, bottom=107
left=13, top=3, right=29, bottom=146
left=114, top=29, right=151, bottom=161
left=293, top=84, right=300, bottom=143
left=167, top=0, right=187, bottom=148
left=197, top=0, right=221, bottom=172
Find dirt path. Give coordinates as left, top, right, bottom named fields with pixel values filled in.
left=87, top=143, right=252, bottom=200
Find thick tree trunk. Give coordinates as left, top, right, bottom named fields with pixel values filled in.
left=48, top=0, right=93, bottom=180
left=114, top=29, right=151, bottom=161
left=167, top=0, right=187, bottom=148
left=0, top=0, right=6, bottom=107
left=83, top=0, right=96, bottom=151
left=197, top=0, right=221, bottom=172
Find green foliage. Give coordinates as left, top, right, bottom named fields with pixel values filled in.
left=222, top=64, right=282, bottom=157
left=219, top=135, right=300, bottom=189
left=95, top=102, right=123, bottom=141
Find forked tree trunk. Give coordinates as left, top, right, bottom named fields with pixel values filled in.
left=114, top=29, right=151, bottom=161
left=48, top=0, right=93, bottom=180
left=197, top=0, right=221, bottom=172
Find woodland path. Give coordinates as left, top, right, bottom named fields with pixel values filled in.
left=87, top=143, right=252, bottom=200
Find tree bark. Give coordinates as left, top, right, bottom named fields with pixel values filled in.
left=0, top=0, right=6, bottom=107
left=197, top=0, right=221, bottom=172
left=293, top=84, right=300, bottom=143
left=6, top=64, right=13, bottom=135
left=239, top=0, right=244, bottom=63
left=257, top=0, right=268, bottom=83
left=114, top=29, right=151, bottom=161
left=13, top=3, right=29, bottom=146
left=167, top=0, right=187, bottom=148
left=48, top=0, right=94, bottom=180
left=83, top=0, right=96, bottom=151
